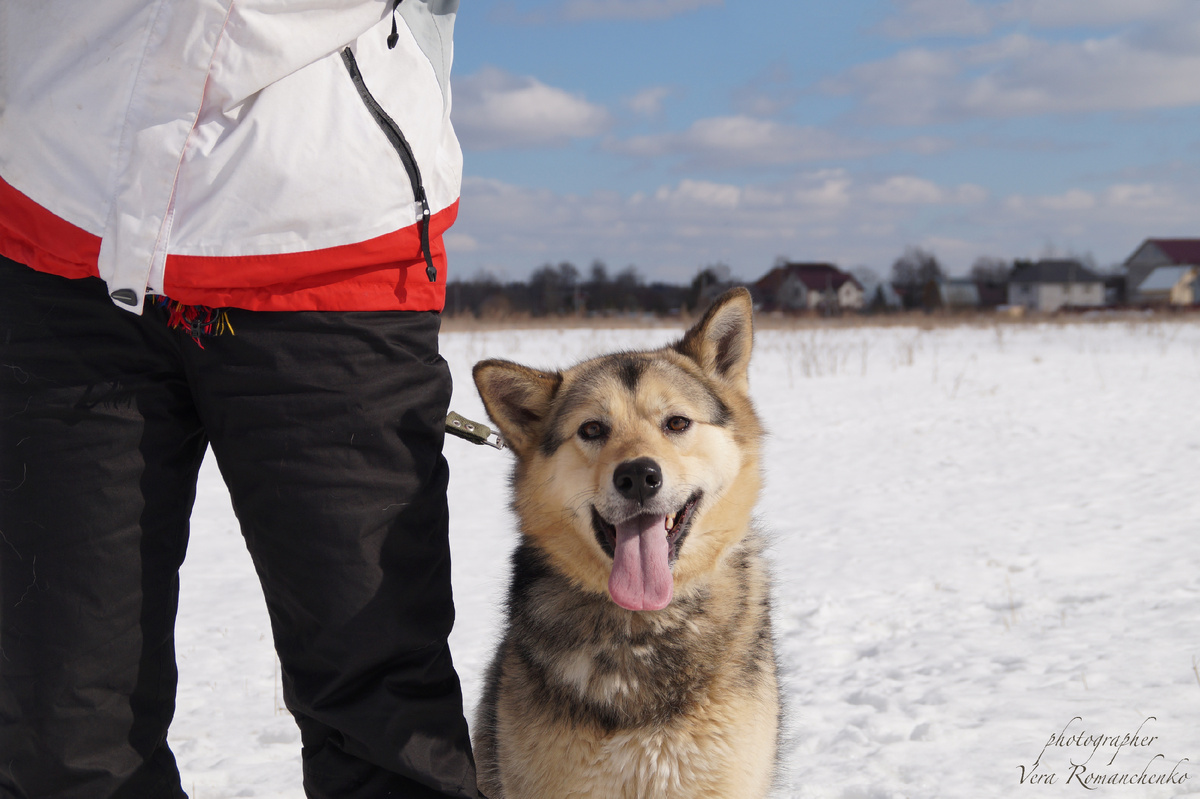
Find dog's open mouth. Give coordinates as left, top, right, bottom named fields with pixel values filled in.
left=591, top=491, right=701, bottom=612
left=591, top=492, right=701, bottom=563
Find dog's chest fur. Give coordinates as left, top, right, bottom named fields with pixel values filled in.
left=476, top=540, right=777, bottom=798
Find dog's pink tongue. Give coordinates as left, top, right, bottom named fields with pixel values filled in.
left=608, top=514, right=673, bottom=611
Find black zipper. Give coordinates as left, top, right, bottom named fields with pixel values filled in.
left=340, top=46, right=437, bottom=283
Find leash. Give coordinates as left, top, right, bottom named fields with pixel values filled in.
left=445, top=411, right=505, bottom=450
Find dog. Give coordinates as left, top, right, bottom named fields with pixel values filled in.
left=470, top=288, right=779, bottom=799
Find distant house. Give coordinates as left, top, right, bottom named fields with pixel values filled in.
left=1124, top=238, right=1200, bottom=303
left=1136, top=265, right=1198, bottom=306
left=753, top=262, right=864, bottom=312
left=937, top=279, right=981, bottom=310
left=1007, top=259, right=1105, bottom=312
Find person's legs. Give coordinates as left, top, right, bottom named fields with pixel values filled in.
left=0, top=260, right=205, bottom=799
left=186, top=309, right=481, bottom=799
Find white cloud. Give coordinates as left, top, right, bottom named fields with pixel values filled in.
left=1103, top=183, right=1176, bottom=210
left=967, top=34, right=1200, bottom=116
left=560, top=0, right=722, bottom=22
left=828, top=28, right=1200, bottom=123
left=447, top=169, right=1200, bottom=282
left=1042, top=189, right=1096, bottom=212
left=447, top=170, right=1034, bottom=282
left=878, top=0, right=994, bottom=38
left=730, top=62, right=801, bottom=118
left=457, top=173, right=831, bottom=276
left=1011, top=0, right=1193, bottom=28
left=452, top=67, right=610, bottom=150
left=442, top=232, right=479, bottom=252
left=822, top=48, right=959, bottom=126
left=789, top=170, right=855, bottom=209
left=625, top=86, right=672, bottom=116
left=881, top=0, right=1195, bottom=38
left=868, top=176, right=944, bottom=204
left=607, top=115, right=884, bottom=168
left=653, top=179, right=741, bottom=209
left=1003, top=182, right=1194, bottom=234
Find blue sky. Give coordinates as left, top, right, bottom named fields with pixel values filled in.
left=447, top=0, right=1200, bottom=285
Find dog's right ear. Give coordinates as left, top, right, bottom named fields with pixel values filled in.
left=473, top=360, right=562, bottom=457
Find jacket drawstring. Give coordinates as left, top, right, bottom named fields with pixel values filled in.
left=387, top=0, right=402, bottom=49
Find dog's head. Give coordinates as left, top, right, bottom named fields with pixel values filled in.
left=473, top=288, right=762, bottom=612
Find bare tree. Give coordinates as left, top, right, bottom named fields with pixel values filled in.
left=969, top=256, right=1012, bottom=284
left=890, top=246, right=943, bottom=309
left=891, top=246, right=943, bottom=287
left=588, top=260, right=609, bottom=286
left=614, top=265, right=643, bottom=312
left=688, top=263, right=732, bottom=311
left=528, top=261, right=579, bottom=315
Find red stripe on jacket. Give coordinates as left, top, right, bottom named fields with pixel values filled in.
left=0, top=176, right=454, bottom=312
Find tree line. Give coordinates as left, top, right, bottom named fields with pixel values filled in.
left=446, top=247, right=1114, bottom=318
left=445, top=261, right=733, bottom=318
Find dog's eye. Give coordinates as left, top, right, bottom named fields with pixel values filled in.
left=665, top=416, right=691, bottom=433
left=578, top=420, right=608, bottom=441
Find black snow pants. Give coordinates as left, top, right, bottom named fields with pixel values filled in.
left=0, top=258, right=482, bottom=799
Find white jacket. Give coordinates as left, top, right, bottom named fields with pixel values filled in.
left=0, top=0, right=462, bottom=313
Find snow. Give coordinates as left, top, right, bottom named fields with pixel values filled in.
left=172, top=317, right=1200, bottom=798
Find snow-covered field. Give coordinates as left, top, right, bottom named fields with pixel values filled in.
left=171, top=317, right=1200, bottom=798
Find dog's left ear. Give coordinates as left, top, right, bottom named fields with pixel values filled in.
left=674, top=287, right=754, bottom=391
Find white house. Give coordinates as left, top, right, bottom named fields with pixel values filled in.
left=937, top=279, right=981, bottom=310
left=754, top=263, right=864, bottom=312
left=1136, top=265, right=1198, bottom=305
left=1007, top=259, right=1105, bottom=312
left=1124, top=238, right=1200, bottom=302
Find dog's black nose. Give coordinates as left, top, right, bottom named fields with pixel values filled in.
left=613, top=458, right=663, bottom=504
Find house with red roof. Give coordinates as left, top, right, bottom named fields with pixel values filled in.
left=1124, top=238, right=1200, bottom=303
left=753, top=262, right=864, bottom=313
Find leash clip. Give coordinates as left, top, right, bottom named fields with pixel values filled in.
left=445, top=411, right=505, bottom=450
